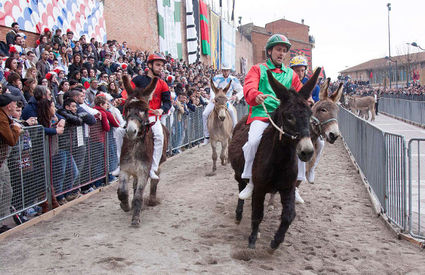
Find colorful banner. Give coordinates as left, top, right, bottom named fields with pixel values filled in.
left=0, top=0, right=107, bottom=42
left=210, top=10, right=220, bottom=69
left=199, top=0, right=210, bottom=55
left=157, top=0, right=183, bottom=59
left=186, top=0, right=199, bottom=64
left=221, top=18, right=235, bottom=71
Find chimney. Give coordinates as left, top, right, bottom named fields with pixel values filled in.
left=301, top=19, right=304, bottom=24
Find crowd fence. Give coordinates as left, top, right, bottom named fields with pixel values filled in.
left=0, top=102, right=249, bottom=224
left=339, top=107, right=424, bottom=240
left=382, top=94, right=425, bottom=102
left=380, top=97, right=425, bottom=127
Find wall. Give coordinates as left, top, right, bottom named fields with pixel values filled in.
left=235, top=31, right=253, bottom=73
left=103, top=0, right=159, bottom=52
left=265, top=19, right=309, bottom=42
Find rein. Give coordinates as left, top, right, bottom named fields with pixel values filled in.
left=260, top=95, right=298, bottom=141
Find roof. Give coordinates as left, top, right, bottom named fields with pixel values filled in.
left=339, top=51, right=425, bottom=73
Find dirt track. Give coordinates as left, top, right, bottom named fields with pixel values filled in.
left=1, top=139, right=425, bottom=274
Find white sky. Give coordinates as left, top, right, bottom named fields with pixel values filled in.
left=231, top=0, right=425, bottom=79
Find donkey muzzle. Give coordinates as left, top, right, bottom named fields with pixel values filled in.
left=296, top=137, right=314, bottom=162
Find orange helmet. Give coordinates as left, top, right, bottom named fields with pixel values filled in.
left=147, top=53, right=166, bottom=64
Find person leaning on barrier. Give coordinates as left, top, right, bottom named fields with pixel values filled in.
left=201, top=64, right=243, bottom=146
left=0, top=93, right=23, bottom=233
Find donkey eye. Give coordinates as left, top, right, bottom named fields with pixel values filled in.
left=320, top=108, right=327, bottom=113
left=286, top=114, right=296, bottom=124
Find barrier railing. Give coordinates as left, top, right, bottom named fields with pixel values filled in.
left=0, top=125, right=48, bottom=222
left=339, top=106, right=425, bottom=240
left=380, top=97, right=425, bottom=127
left=408, top=139, right=425, bottom=239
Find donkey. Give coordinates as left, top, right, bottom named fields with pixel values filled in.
left=117, top=75, right=169, bottom=227
left=206, top=79, right=234, bottom=175
left=347, top=95, right=376, bottom=121
left=229, top=68, right=321, bottom=250
left=305, top=78, right=343, bottom=183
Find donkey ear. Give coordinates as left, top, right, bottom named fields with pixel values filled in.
left=298, top=67, right=321, bottom=100
left=122, top=75, right=135, bottom=96
left=141, top=77, right=159, bottom=100
left=223, top=80, right=232, bottom=93
left=266, top=70, right=289, bottom=101
left=210, top=78, right=218, bottom=94
left=319, top=77, right=330, bottom=101
left=330, top=82, right=343, bottom=103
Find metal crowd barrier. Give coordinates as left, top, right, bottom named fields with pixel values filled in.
left=1, top=103, right=249, bottom=223
left=0, top=125, right=48, bottom=222
left=408, top=139, right=425, bottom=239
left=380, top=97, right=425, bottom=127
left=339, top=106, right=425, bottom=240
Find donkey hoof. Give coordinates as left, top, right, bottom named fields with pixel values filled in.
left=131, top=218, right=140, bottom=227
left=120, top=202, right=131, bottom=212
left=267, top=247, right=276, bottom=255
left=147, top=198, right=160, bottom=206
left=270, top=239, right=280, bottom=250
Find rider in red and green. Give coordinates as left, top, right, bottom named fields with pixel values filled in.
left=239, top=34, right=305, bottom=200
left=244, top=34, right=303, bottom=124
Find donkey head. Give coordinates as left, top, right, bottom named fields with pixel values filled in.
left=266, top=68, right=321, bottom=162
left=310, top=78, right=343, bottom=144
left=122, top=75, right=158, bottom=140
left=210, top=78, right=232, bottom=121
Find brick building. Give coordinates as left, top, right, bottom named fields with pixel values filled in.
left=239, top=19, right=315, bottom=69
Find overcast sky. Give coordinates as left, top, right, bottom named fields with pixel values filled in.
left=232, top=0, right=425, bottom=79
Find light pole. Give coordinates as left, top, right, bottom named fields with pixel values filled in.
left=387, top=3, right=392, bottom=88
left=406, top=43, right=411, bottom=86
left=385, top=56, right=398, bottom=87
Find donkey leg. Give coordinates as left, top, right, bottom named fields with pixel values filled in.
left=248, top=188, right=266, bottom=249
left=148, top=178, right=160, bottom=206
left=235, top=174, right=246, bottom=224
left=211, top=140, right=218, bottom=172
left=220, top=139, right=229, bottom=165
left=270, top=186, right=296, bottom=250
left=267, top=193, right=277, bottom=211
left=131, top=173, right=149, bottom=227
left=117, top=171, right=130, bottom=212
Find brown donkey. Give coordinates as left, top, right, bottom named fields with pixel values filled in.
left=229, top=68, right=321, bottom=250
left=117, top=75, right=169, bottom=227
left=306, top=78, right=343, bottom=183
left=206, top=79, right=234, bottom=175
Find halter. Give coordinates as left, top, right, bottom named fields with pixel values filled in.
left=261, top=95, right=299, bottom=141
left=310, top=115, right=337, bottom=138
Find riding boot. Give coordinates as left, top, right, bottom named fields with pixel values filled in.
left=295, top=187, right=305, bottom=204
left=239, top=180, right=254, bottom=200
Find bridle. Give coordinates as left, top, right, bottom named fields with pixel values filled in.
left=261, top=95, right=299, bottom=141
left=310, top=115, right=337, bottom=138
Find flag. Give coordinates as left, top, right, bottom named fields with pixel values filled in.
left=199, top=0, right=210, bottom=55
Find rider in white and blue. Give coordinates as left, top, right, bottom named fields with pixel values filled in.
left=202, top=64, right=243, bottom=144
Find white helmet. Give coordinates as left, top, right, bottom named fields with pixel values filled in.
left=221, top=64, right=231, bottom=70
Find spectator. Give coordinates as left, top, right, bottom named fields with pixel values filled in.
left=6, top=72, right=27, bottom=106
left=3, top=57, right=18, bottom=80
left=85, top=79, right=99, bottom=106
left=6, top=22, right=19, bottom=47
left=52, top=29, right=63, bottom=46
left=68, top=53, right=83, bottom=79
left=22, top=85, right=52, bottom=121
left=0, top=93, right=22, bottom=233
left=36, top=50, right=50, bottom=83
left=25, top=67, right=38, bottom=83
left=57, top=80, right=70, bottom=106
left=22, top=78, right=37, bottom=102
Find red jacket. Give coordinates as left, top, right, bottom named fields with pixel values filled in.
left=93, top=106, right=120, bottom=132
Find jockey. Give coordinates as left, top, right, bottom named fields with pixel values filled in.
left=132, top=53, right=171, bottom=180
left=290, top=55, right=323, bottom=203
left=202, top=64, right=243, bottom=145
left=238, top=34, right=313, bottom=200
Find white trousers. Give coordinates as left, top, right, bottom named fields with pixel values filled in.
left=202, top=101, right=238, bottom=138
left=114, top=127, right=126, bottom=162
left=241, top=120, right=269, bottom=179
left=150, top=119, right=164, bottom=173
left=297, top=136, right=325, bottom=180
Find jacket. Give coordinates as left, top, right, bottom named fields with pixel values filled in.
left=0, top=108, right=21, bottom=166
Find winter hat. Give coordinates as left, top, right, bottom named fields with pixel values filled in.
left=45, top=71, right=57, bottom=81
left=43, top=27, right=50, bottom=33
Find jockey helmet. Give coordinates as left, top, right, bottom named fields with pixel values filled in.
left=289, top=55, right=308, bottom=69
left=265, top=34, right=292, bottom=55
left=147, top=53, right=166, bottom=64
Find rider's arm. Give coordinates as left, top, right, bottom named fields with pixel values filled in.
left=243, top=65, right=262, bottom=106
left=160, top=81, right=172, bottom=114
left=232, top=77, right=244, bottom=101
left=291, top=72, right=303, bottom=92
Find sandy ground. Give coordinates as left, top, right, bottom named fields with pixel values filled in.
left=1, top=139, right=425, bottom=274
